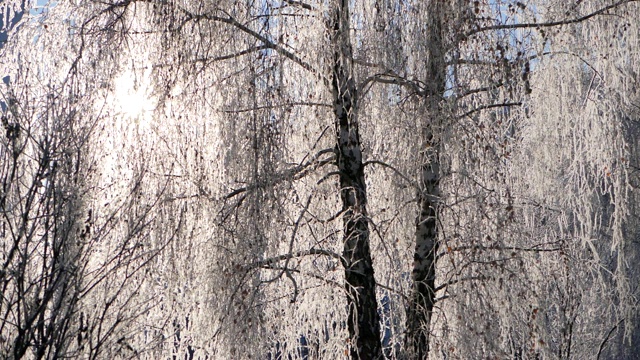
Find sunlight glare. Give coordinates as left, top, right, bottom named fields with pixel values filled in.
left=112, top=66, right=154, bottom=120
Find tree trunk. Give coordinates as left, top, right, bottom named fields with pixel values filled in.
left=407, top=2, right=447, bottom=358
left=331, top=1, right=382, bottom=358
left=406, top=126, right=440, bottom=359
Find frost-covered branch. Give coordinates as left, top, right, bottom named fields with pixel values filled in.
left=223, top=148, right=335, bottom=200
left=248, top=248, right=345, bottom=270
left=222, top=101, right=331, bottom=113
left=359, top=73, right=425, bottom=96
left=364, top=160, right=418, bottom=189
left=457, top=102, right=522, bottom=119
left=465, top=0, right=638, bottom=38
left=181, top=9, right=328, bottom=84
left=282, top=0, right=314, bottom=10
left=436, top=241, right=564, bottom=261
left=434, top=276, right=486, bottom=293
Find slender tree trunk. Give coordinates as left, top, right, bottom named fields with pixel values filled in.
left=406, top=123, right=440, bottom=359
left=331, top=1, right=382, bottom=358
left=407, top=2, right=447, bottom=358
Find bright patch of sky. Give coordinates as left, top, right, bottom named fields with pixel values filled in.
left=111, top=65, right=156, bottom=122
left=31, top=0, right=56, bottom=16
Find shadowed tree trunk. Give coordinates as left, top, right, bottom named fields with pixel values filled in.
left=406, top=1, right=447, bottom=358
left=331, top=0, right=382, bottom=358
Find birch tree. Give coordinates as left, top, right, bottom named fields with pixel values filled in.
left=2, top=0, right=640, bottom=359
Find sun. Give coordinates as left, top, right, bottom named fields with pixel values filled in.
left=112, top=66, right=155, bottom=120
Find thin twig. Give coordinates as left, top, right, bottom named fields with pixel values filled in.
left=465, top=0, right=637, bottom=37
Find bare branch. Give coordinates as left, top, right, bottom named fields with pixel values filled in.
left=359, top=73, right=425, bottom=96
left=222, top=101, right=331, bottom=114
left=182, top=9, right=328, bottom=84
left=597, top=319, right=625, bottom=359
left=317, top=171, right=340, bottom=185
left=261, top=194, right=313, bottom=301
left=248, top=248, right=345, bottom=270
left=434, top=276, right=486, bottom=293
left=465, top=0, right=638, bottom=38
left=282, top=0, right=314, bottom=10
left=152, top=45, right=271, bottom=68
left=223, top=148, right=335, bottom=200
left=259, top=264, right=343, bottom=291
left=457, top=102, right=522, bottom=119
left=436, top=241, right=564, bottom=261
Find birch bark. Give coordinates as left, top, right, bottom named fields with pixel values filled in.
left=331, top=0, right=382, bottom=358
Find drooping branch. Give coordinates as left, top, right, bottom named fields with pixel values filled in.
left=222, top=148, right=335, bottom=200
left=177, top=8, right=328, bottom=84
left=465, top=0, right=638, bottom=38
left=258, top=264, right=343, bottom=292
left=248, top=248, right=345, bottom=270
left=597, top=319, right=625, bottom=360
left=359, top=73, right=425, bottom=97
left=282, top=0, right=314, bottom=11
left=222, top=101, right=331, bottom=114
left=151, top=45, right=270, bottom=68
left=261, top=195, right=312, bottom=292
left=363, top=160, right=419, bottom=189
left=458, top=102, right=522, bottom=119
left=434, top=276, right=487, bottom=293
left=436, top=241, right=565, bottom=261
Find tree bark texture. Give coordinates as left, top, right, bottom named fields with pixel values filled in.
left=331, top=0, right=382, bottom=359
left=407, top=1, right=447, bottom=358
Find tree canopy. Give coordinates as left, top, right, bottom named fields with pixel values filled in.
left=1, top=0, right=640, bottom=359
